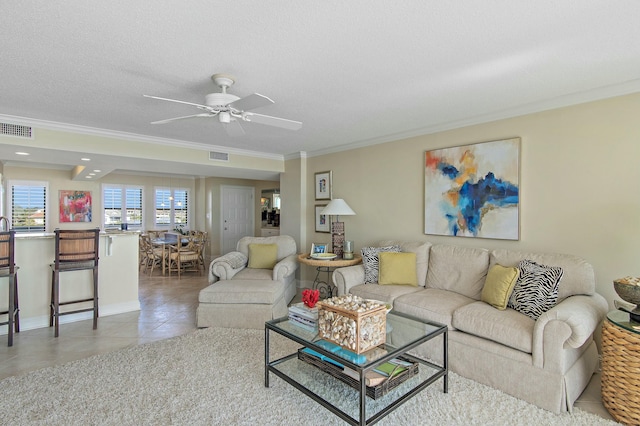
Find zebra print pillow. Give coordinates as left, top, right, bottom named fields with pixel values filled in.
left=507, top=259, right=563, bottom=320
left=361, top=245, right=401, bottom=284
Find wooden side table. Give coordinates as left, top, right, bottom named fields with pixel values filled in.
left=297, top=253, right=362, bottom=298
left=602, top=309, right=640, bottom=425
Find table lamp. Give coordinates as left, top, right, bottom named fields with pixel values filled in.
left=321, top=199, right=356, bottom=258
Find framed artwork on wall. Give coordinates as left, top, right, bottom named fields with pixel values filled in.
left=59, top=190, right=93, bottom=223
left=424, top=137, right=520, bottom=240
left=315, top=204, right=330, bottom=233
left=314, top=170, right=332, bottom=200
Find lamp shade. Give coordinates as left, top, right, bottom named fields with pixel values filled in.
left=321, top=199, right=356, bottom=216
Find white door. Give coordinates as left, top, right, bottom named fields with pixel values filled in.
left=221, top=185, right=254, bottom=254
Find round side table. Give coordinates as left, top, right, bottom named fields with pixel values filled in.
left=602, top=309, right=640, bottom=425
left=297, top=253, right=362, bottom=298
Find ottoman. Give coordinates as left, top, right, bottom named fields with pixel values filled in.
left=196, top=279, right=289, bottom=329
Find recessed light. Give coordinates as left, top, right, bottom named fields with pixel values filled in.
left=89, top=173, right=96, bottom=176
left=85, top=175, right=93, bottom=179
left=15, top=152, right=30, bottom=156
left=93, top=169, right=101, bottom=173
left=81, top=158, right=91, bottom=161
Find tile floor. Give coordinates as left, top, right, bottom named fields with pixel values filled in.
left=0, top=271, right=614, bottom=422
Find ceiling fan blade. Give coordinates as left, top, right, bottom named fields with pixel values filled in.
left=143, top=94, right=209, bottom=109
left=228, top=93, right=274, bottom=112
left=151, top=113, right=214, bottom=124
left=225, top=119, right=245, bottom=137
left=244, top=112, right=303, bottom=130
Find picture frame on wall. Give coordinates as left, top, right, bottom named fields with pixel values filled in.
left=314, top=170, right=332, bottom=200
left=311, top=243, right=328, bottom=255
left=424, top=137, right=520, bottom=240
left=59, top=190, right=93, bottom=223
left=315, top=204, right=330, bottom=233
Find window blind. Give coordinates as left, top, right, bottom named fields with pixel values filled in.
left=104, top=185, right=143, bottom=229
left=11, top=183, right=47, bottom=232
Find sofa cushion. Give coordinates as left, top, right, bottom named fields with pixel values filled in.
left=481, top=264, right=519, bottom=310
left=378, top=252, right=418, bottom=286
left=453, top=301, right=535, bottom=353
left=378, top=240, right=431, bottom=287
left=507, top=260, right=563, bottom=320
left=199, top=279, right=285, bottom=305
left=490, top=249, right=594, bottom=300
left=425, top=244, right=490, bottom=300
left=349, top=283, right=421, bottom=305
left=234, top=268, right=273, bottom=280
left=361, top=245, right=400, bottom=283
left=247, top=243, right=278, bottom=269
left=394, top=288, right=475, bottom=329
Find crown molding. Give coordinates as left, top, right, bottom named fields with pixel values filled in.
left=305, top=79, right=640, bottom=158
left=0, top=114, right=284, bottom=161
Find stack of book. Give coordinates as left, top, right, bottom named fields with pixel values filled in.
left=288, top=302, right=318, bottom=332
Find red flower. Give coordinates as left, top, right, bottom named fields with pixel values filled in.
left=302, top=289, right=320, bottom=308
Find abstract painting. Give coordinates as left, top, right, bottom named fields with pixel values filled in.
left=424, top=138, right=520, bottom=240
left=59, top=190, right=93, bottom=222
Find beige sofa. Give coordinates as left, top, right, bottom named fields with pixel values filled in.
left=332, top=240, right=608, bottom=414
left=197, top=235, right=298, bottom=329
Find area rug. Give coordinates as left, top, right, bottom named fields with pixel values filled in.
left=0, top=327, right=616, bottom=425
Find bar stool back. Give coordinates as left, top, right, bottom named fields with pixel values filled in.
left=50, top=228, right=100, bottom=337
left=0, top=224, right=19, bottom=346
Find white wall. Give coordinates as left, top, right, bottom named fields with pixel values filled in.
left=297, top=92, right=640, bottom=307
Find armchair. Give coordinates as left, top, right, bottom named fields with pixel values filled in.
left=209, top=235, right=298, bottom=284
left=198, top=235, right=299, bottom=329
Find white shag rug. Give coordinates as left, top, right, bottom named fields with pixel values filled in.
left=0, top=327, right=617, bottom=425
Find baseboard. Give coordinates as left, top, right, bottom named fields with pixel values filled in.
left=0, top=300, right=141, bottom=335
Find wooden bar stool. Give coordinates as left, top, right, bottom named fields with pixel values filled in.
left=0, top=228, right=19, bottom=346
left=50, top=228, right=100, bottom=337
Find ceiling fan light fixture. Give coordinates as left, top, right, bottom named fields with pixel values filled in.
left=219, top=112, right=231, bottom=124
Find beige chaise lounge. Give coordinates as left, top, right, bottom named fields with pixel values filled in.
left=197, top=235, right=298, bottom=329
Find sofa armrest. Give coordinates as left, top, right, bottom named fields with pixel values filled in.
left=332, top=265, right=365, bottom=296
left=273, top=254, right=299, bottom=281
left=208, top=251, right=248, bottom=283
left=532, top=293, right=608, bottom=370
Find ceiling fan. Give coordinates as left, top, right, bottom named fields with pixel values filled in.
left=144, top=73, right=302, bottom=136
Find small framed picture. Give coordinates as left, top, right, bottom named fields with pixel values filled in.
left=315, top=205, right=330, bottom=233
left=314, top=170, right=332, bottom=200
left=311, top=243, right=328, bottom=255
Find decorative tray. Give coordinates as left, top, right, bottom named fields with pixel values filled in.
left=297, top=349, right=418, bottom=400
left=311, top=253, right=337, bottom=260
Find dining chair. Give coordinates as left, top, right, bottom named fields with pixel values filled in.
left=140, top=234, right=163, bottom=275
left=49, top=228, right=100, bottom=337
left=167, top=238, right=204, bottom=279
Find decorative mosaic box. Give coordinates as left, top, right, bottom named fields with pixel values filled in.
left=316, top=295, right=387, bottom=354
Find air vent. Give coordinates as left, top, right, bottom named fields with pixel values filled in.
left=0, top=122, right=33, bottom=139
left=209, top=151, right=229, bottom=162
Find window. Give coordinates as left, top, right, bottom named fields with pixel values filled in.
left=7, top=180, right=48, bottom=232
left=103, top=185, right=143, bottom=230
left=155, top=187, right=189, bottom=228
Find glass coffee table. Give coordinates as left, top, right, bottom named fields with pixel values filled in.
left=265, top=311, right=447, bottom=426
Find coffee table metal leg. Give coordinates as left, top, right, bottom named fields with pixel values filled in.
left=265, top=327, right=270, bottom=387
left=444, top=329, right=448, bottom=393
left=360, top=370, right=366, bottom=425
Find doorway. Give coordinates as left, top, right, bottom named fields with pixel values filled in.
left=220, top=185, right=254, bottom=254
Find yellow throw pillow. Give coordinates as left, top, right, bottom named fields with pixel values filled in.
left=247, top=243, right=278, bottom=269
left=378, top=252, right=418, bottom=286
left=481, top=264, right=520, bottom=310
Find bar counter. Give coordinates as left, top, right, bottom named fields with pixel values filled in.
left=0, top=231, right=140, bottom=334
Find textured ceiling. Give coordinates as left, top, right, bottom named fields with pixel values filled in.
left=1, top=1, right=640, bottom=178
